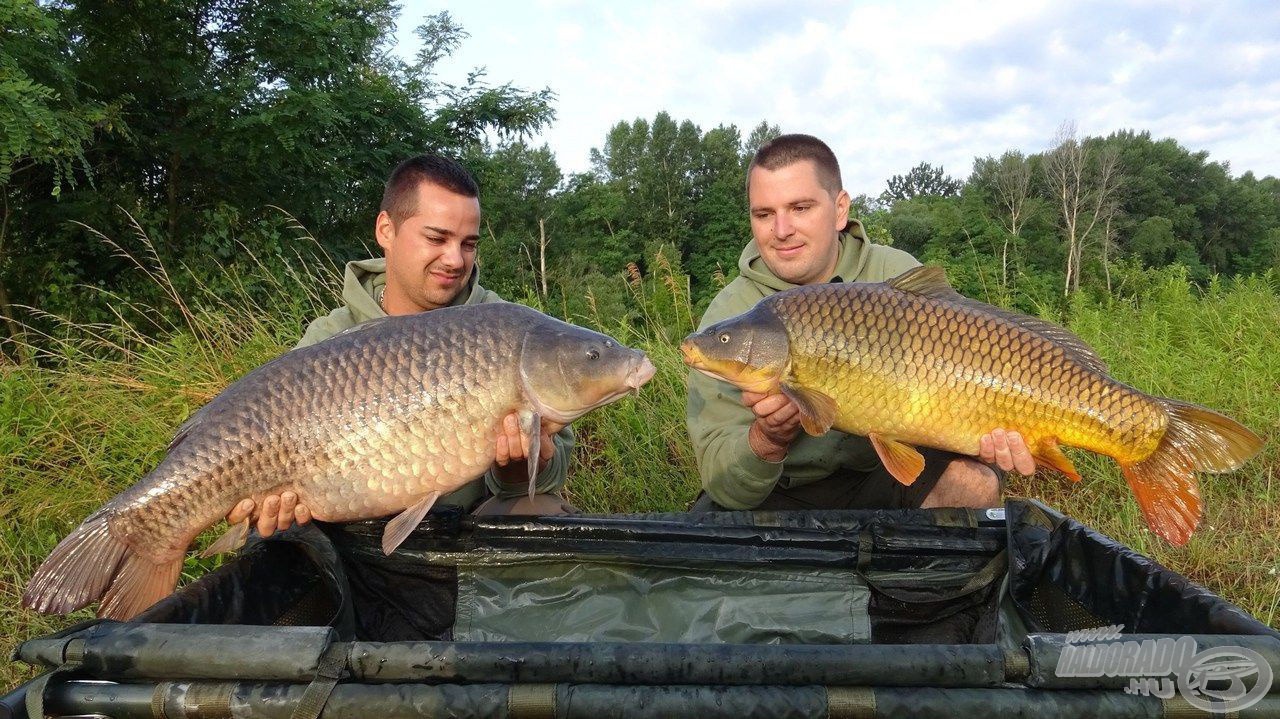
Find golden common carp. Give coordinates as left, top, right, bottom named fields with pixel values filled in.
left=681, top=266, right=1262, bottom=546
left=25, top=302, right=655, bottom=619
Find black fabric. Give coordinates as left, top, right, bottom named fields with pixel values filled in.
left=691, top=447, right=979, bottom=512
left=1008, top=500, right=1279, bottom=637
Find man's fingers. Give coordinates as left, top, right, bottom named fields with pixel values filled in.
left=978, top=434, right=995, bottom=464
left=538, top=434, right=555, bottom=468
left=749, top=393, right=793, bottom=418
left=257, top=495, right=280, bottom=538
left=295, top=503, right=312, bottom=526
left=278, top=492, right=297, bottom=531
left=1007, top=431, right=1037, bottom=475
left=494, top=433, right=510, bottom=466
left=226, top=498, right=254, bottom=524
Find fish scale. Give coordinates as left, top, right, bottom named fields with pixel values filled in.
left=682, top=266, right=1262, bottom=547
left=779, top=282, right=1164, bottom=464
left=25, top=302, right=655, bottom=619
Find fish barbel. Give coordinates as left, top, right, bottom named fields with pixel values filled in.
left=25, top=302, right=656, bottom=619
left=681, top=266, right=1262, bottom=546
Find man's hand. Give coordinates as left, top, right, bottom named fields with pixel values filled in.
left=743, top=391, right=804, bottom=463
left=977, top=428, right=1036, bottom=475
left=492, top=412, right=565, bottom=484
left=225, top=491, right=312, bottom=539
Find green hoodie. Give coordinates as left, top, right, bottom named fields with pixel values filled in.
left=686, top=222, right=920, bottom=509
left=297, top=258, right=572, bottom=510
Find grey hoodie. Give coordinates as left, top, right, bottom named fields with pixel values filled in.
left=297, top=258, right=571, bottom=510
left=685, top=221, right=920, bottom=509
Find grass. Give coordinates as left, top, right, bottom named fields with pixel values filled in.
left=1, top=238, right=1277, bottom=690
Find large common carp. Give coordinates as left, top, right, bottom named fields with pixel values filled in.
left=681, top=266, right=1262, bottom=546
left=26, top=303, right=655, bottom=619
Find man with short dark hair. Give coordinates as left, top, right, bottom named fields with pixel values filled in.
left=688, top=134, right=1034, bottom=512
left=228, top=155, right=574, bottom=536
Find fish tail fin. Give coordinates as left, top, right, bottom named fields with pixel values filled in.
left=1119, top=399, right=1264, bottom=546
left=24, top=510, right=183, bottom=620
left=23, top=511, right=128, bottom=615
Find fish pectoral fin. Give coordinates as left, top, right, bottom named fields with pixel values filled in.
left=200, top=518, right=251, bottom=558
left=869, top=433, right=926, bottom=486
left=381, top=491, right=441, bottom=556
left=519, top=410, right=542, bottom=501
left=1034, top=437, right=1082, bottom=482
left=781, top=384, right=838, bottom=436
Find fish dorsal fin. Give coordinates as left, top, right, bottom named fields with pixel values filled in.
left=885, top=266, right=963, bottom=300
left=887, top=266, right=1109, bottom=375
left=1013, top=319, right=1109, bottom=374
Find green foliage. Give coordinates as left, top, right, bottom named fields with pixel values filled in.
left=880, top=162, right=962, bottom=205
left=1, top=2, right=553, bottom=333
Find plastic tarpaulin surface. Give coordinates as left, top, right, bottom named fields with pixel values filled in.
left=452, top=558, right=871, bottom=644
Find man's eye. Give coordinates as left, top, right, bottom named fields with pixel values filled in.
left=463, top=243, right=477, bottom=252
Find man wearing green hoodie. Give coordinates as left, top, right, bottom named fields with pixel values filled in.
left=688, top=135, right=1035, bottom=511
left=226, top=154, right=574, bottom=538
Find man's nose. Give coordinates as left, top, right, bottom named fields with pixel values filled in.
left=773, top=213, right=794, bottom=239
left=439, top=243, right=464, bottom=269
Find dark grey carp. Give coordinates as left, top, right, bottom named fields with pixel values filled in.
left=25, top=302, right=655, bottom=619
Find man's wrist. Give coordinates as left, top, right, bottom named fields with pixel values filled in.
left=748, top=422, right=789, bottom=463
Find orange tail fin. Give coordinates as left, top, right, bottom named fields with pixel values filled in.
left=1120, top=399, right=1264, bottom=546
left=23, top=510, right=183, bottom=620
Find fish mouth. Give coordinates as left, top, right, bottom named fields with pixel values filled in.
left=627, top=355, right=657, bottom=393
left=679, top=341, right=702, bottom=368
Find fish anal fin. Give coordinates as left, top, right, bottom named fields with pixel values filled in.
left=780, top=384, right=838, bottom=436
left=886, top=266, right=962, bottom=299
left=200, top=518, right=250, bottom=558
left=1034, top=437, right=1082, bottom=482
left=382, top=491, right=441, bottom=555
left=98, top=552, right=184, bottom=620
left=1120, top=460, right=1200, bottom=547
left=518, top=410, right=542, bottom=500
left=869, top=433, right=926, bottom=486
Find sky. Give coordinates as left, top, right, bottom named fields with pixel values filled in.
left=394, top=0, right=1280, bottom=195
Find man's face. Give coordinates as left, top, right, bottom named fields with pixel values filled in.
left=376, top=181, right=481, bottom=313
left=747, top=160, right=850, bottom=286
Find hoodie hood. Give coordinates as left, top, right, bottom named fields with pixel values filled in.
left=737, top=219, right=875, bottom=292
left=339, top=257, right=485, bottom=324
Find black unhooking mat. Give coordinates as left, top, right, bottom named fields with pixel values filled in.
left=121, top=498, right=1273, bottom=645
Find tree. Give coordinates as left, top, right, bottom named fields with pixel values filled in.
left=4, top=2, right=555, bottom=318
left=0, top=0, right=120, bottom=343
left=1042, top=123, right=1122, bottom=295
left=971, top=151, right=1032, bottom=292
left=880, top=162, right=962, bottom=205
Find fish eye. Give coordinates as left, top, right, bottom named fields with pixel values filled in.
left=719, top=333, right=730, bottom=344
left=587, top=349, right=600, bottom=360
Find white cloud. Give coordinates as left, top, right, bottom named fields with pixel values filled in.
left=396, top=0, right=1280, bottom=195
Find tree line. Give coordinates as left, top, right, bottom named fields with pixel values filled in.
left=4, top=0, right=1278, bottom=341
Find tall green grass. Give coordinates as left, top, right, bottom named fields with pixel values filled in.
left=1, top=237, right=1277, bottom=690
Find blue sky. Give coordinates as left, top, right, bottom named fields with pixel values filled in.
left=395, top=0, right=1280, bottom=195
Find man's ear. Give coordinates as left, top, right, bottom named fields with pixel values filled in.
left=834, top=189, right=851, bottom=231
left=375, top=211, right=395, bottom=251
